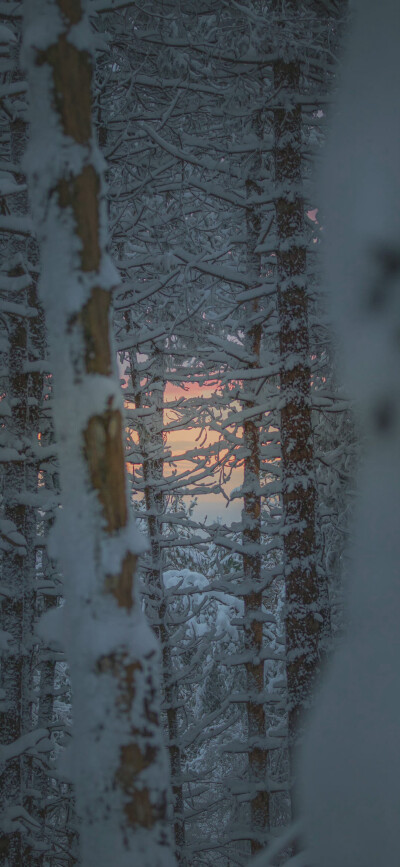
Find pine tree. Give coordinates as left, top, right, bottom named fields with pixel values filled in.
left=24, top=1, right=177, bottom=863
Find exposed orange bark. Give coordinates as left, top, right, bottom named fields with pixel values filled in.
left=28, top=1, right=173, bottom=852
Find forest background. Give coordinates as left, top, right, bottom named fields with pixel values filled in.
left=0, top=1, right=399, bottom=866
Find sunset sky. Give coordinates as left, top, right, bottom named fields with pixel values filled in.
left=164, top=380, right=243, bottom=524
left=122, top=365, right=244, bottom=524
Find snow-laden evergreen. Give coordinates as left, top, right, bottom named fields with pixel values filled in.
left=23, top=1, right=177, bottom=864
left=0, top=0, right=384, bottom=864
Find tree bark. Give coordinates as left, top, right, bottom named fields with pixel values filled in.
left=274, top=54, right=328, bottom=770
left=241, top=122, right=270, bottom=852
left=23, top=2, right=176, bottom=864
left=130, top=350, right=187, bottom=865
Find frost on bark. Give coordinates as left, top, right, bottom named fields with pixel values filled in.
left=241, top=332, right=270, bottom=854
left=273, top=46, right=329, bottom=762
left=241, top=149, right=270, bottom=852
left=23, top=1, right=176, bottom=865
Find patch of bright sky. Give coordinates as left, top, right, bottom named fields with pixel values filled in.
left=120, top=362, right=243, bottom=525
left=164, top=381, right=243, bottom=525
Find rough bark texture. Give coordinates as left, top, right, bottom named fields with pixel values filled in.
left=131, top=353, right=187, bottom=865
left=241, top=139, right=270, bottom=851
left=274, top=56, right=326, bottom=765
left=24, top=2, right=176, bottom=864
left=242, top=374, right=270, bottom=854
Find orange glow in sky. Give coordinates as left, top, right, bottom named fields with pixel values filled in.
left=125, top=377, right=243, bottom=524
left=164, top=381, right=243, bottom=522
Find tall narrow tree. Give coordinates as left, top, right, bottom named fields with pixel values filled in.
left=271, top=3, right=330, bottom=775
left=23, top=1, right=176, bottom=864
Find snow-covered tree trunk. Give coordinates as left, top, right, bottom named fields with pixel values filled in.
left=242, top=350, right=270, bottom=854
left=242, top=155, right=270, bottom=851
left=273, top=51, right=328, bottom=769
left=23, top=2, right=176, bottom=865
left=129, top=348, right=187, bottom=865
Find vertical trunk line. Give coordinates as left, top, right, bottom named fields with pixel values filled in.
left=24, top=2, right=177, bottom=862
left=132, top=350, right=187, bottom=866
left=273, top=55, right=329, bottom=778
left=242, top=115, right=270, bottom=848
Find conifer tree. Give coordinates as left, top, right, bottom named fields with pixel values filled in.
left=24, top=1, right=177, bottom=864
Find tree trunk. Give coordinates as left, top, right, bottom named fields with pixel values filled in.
left=23, top=2, right=176, bottom=864
left=241, top=124, right=270, bottom=851
left=130, top=350, right=187, bottom=865
left=274, top=53, right=328, bottom=773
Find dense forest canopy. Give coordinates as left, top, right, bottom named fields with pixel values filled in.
left=0, top=0, right=399, bottom=865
